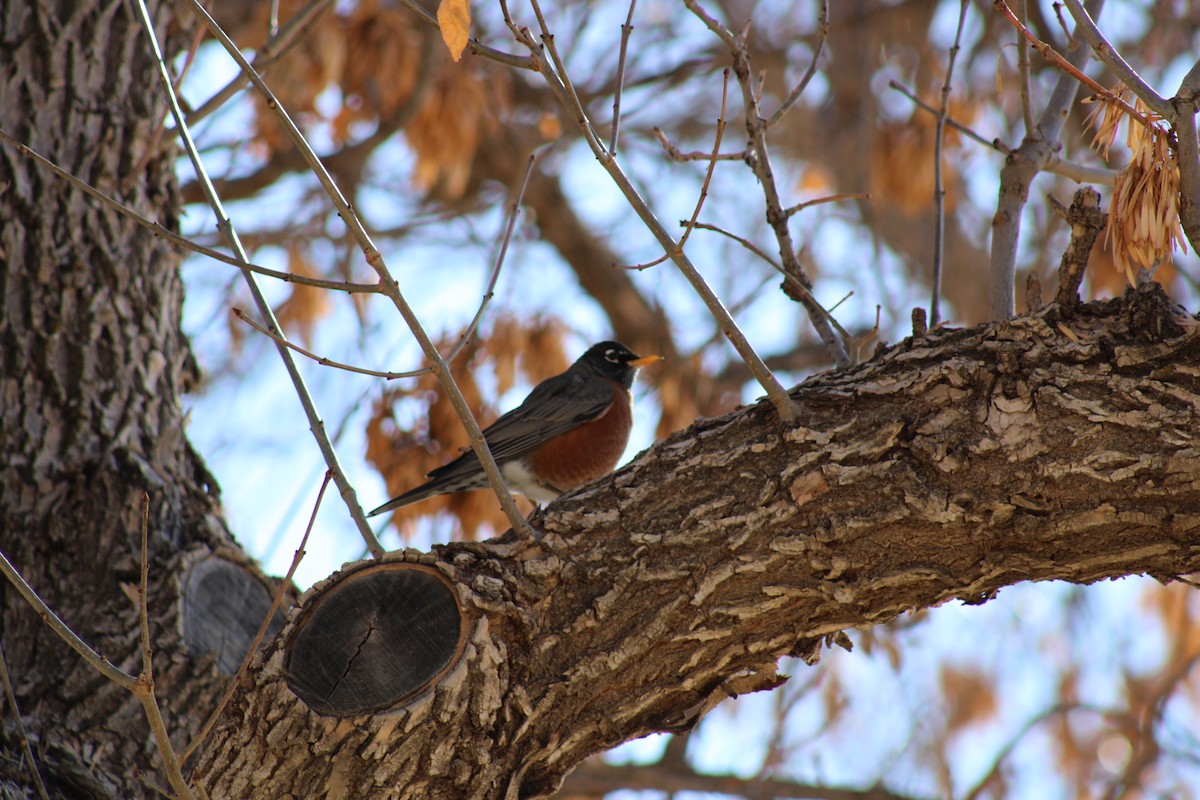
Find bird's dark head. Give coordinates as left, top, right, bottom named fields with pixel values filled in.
left=576, top=341, right=662, bottom=388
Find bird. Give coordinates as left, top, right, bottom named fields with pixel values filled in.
left=368, top=341, right=662, bottom=517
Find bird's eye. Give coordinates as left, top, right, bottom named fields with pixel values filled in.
left=605, top=349, right=619, bottom=362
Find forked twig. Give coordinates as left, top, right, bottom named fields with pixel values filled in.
left=623, top=69, right=731, bottom=271
left=183, top=473, right=328, bottom=761
left=179, top=0, right=535, bottom=539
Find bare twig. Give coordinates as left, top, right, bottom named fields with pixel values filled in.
left=232, top=308, right=427, bottom=378
left=183, top=473, right=328, bottom=762
left=0, top=642, right=49, bottom=800
left=653, top=127, right=747, bottom=162
left=685, top=0, right=851, bottom=369
left=784, top=192, right=867, bottom=218
left=180, top=0, right=535, bottom=539
left=609, top=0, right=639, bottom=155
left=764, top=0, right=829, bottom=128
left=0, top=129, right=380, bottom=294
left=0, top=549, right=134, bottom=688
left=931, top=0, right=970, bottom=327
left=623, top=69, right=730, bottom=271
left=886, top=80, right=1116, bottom=184
left=691, top=221, right=852, bottom=341
left=154, top=0, right=388, bottom=554
left=444, top=146, right=544, bottom=364
left=187, top=0, right=335, bottom=125
left=132, top=492, right=196, bottom=800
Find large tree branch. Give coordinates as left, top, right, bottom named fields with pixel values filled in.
left=192, top=283, right=1200, bottom=799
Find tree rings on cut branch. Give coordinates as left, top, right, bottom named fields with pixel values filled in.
left=184, top=557, right=287, bottom=675
left=284, top=562, right=466, bottom=716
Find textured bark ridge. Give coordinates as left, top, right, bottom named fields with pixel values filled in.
left=192, top=284, right=1200, bottom=799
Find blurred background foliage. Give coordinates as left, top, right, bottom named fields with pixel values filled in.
left=174, top=0, right=1200, bottom=797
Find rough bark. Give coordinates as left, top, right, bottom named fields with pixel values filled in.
left=0, top=2, right=264, bottom=797
left=191, top=283, right=1200, bottom=799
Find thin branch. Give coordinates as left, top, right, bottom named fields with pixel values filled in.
left=155, top=0, right=388, bottom=555
left=0, top=641, right=49, bottom=800
left=444, top=146, right=544, bottom=365
left=0, top=548, right=134, bottom=688
left=187, top=0, right=335, bottom=125
left=685, top=0, right=851, bottom=369
left=0, top=129, right=380, bottom=294
left=623, top=69, right=730, bottom=271
left=784, top=192, right=867, bottom=218
left=183, top=472, right=328, bottom=762
left=931, top=0, right=970, bottom=327
left=691, top=221, right=852, bottom=341
left=232, top=308, right=427, bottom=378
left=1059, top=0, right=1173, bottom=120
left=993, top=0, right=1153, bottom=127
left=130, top=491, right=196, bottom=800
left=393, top=0, right=535, bottom=70
left=609, top=0, right=638, bottom=155
left=179, top=0, right=535, bottom=540
left=764, top=0, right=829, bottom=129
left=1017, top=0, right=1035, bottom=133
left=887, top=80, right=1116, bottom=184
left=653, top=127, right=747, bottom=162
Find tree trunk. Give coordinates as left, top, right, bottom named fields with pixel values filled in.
left=191, top=283, right=1200, bottom=799
left=0, top=2, right=257, bottom=797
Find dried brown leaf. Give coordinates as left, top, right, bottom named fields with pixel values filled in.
left=437, top=0, right=470, bottom=62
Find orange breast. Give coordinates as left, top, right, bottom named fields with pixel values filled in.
left=527, top=383, right=633, bottom=492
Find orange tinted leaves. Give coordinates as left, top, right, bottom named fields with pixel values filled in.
left=437, top=0, right=471, bottom=62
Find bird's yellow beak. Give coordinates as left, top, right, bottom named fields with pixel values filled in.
left=630, top=354, right=664, bottom=367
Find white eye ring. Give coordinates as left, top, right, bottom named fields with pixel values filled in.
left=605, top=349, right=619, bottom=362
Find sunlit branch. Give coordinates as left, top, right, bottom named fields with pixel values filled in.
left=179, top=0, right=536, bottom=541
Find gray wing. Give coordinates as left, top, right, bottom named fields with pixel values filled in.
left=425, top=371, right=613, bottom=482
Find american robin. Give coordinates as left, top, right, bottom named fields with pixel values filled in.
left=368, top=341, right=662, bottom=516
